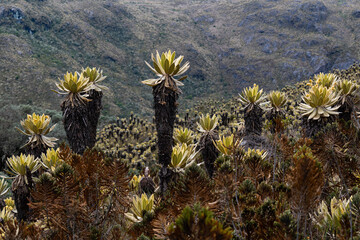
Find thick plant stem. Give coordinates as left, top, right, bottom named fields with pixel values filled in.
left=25, top=143, right=47, bottom=159
left=12, top=167, right=33, bottom=222
left=338, top=104, right=352, bottom=122
left=266, top=110, right=285, bottom=134
left=199, top=132, right=219, bottom=178
left=244, top=105, right=263, bottom=135
left=153, top=83, right=178, bottom=193
left=61, top=91, right=102, bottom=154
left=301, top=116, right=335, bottom=138
left=87, top=90, right=103, bottom=148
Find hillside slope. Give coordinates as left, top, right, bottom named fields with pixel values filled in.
left=1, top=0, right=360, bottom=118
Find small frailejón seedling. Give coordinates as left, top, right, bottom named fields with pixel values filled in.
left=142, top=50, right=189, bottom=193
left=125, top=193, right=155, bottom=224
left=169, top=143, right=199, bottom=173
left=312, top=196, right=352, bottom=239
left=40, top=148, right=64, bottom=173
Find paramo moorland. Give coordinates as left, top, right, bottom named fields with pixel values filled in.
left=2, top=0, right=360, bottom=239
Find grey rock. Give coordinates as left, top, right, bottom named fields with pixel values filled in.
left=331, top=54, right=357, bottom=70
left=84, top=9, right=94, bottom=19
left=193, top=15, right=215, bottom=23
left=315, top=24, right=335, bottom=35
left=243, top=2, right=264, bottom=13
left=0, top=6, right=5, bottom=18
left=284, top=50, right=306, bottom=61
left=309, top=54, right=329, bottom=73
left=300, top=37, right=328, bottom=47
left=300, top=2, right=327, bottom=14
left=186, top=44, right=199, bottom=56
left=295, top=68, right=312, bottom=81
left=0, top=6, right=25, bottom=22
left=278, top=1, right=328, bottom=32
left=352, top=11, right=360, bottom=18
left=238, top=10, right=279, bottom=27
left=11, top=7, right=23, bottom=20
left=31, top=15, right=53, bottom=30
left=257, top=38, right=278, bottom=54
left=218, top=48, right=236, bottom=59
left=192, top=70, right=205, bottom=81
left=237, top=64, right=257, bottom=79
left=204, top=31, right=216, bottom=40
left=244, top=34, right=254, bottom=45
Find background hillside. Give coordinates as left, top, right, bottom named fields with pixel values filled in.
left=1, top=0, right=360, bottom=155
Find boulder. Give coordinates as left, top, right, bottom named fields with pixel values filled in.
left=278, top=1, right=328, bottom=32
left=193, top=15, right=215, bottom=23
left=352, top=11, right=360, bottom=18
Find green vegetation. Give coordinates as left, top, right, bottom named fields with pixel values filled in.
left=299, top=84, right=340, bottom=120
left=125, top=194, right=155, bottom=224
left=16, top=113, right=58, bottom=154
left=2, top=2, right=360, bottom=236
left=54, top=71, right=93, bottom=106
left=40, top=148, right=64, bottom=173
left=169, top=143, right=198, bottom=173
left=56, top=67, right=106, bottom=154
left=174, top=127, right=195, bottom=145
left=6, top=154, right=41, bottom=177
left=266, top=90, right=287, bottom=112
left=198, top=114, right=220, bottom=178
left=2, top=0, right=360, bottom=124
left=239, top=84, right=266, bottom=135
left=167, top=204, right=233, bottom=240
left=142, top=50, right=189, bottom=193
left=0, top=104, right=65, bottom=161
left=142, top=50, right=189, bottom=89
left=2, top=61, right=360, bottom=237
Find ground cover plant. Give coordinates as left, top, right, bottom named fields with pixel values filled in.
left=2, top=54, right=360, bottom=239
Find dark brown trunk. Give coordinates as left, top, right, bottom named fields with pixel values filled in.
left=25, top=143, right=47, bottom=159
left=266, top=110, right=285, bottom=134
left=301, top=116, right=335, bottom=138
left=338, top=103, right=352, bottom=122
left=244, top=105, right=263, bottom=135
left=153, top=83, right=178, bottom=193
left=139, top=176, right=155, bottom=195
left=87, top=90, right=103, bottom=147
left=12, top=167, right=33, bottom=221
left=199, top=131, right=219, bottom=178
left=61, top=91, right=102, bottom=154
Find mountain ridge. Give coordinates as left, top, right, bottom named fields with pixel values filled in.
left=1, top=0, right=360, bottom=119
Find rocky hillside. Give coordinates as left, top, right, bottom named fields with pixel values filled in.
left=1, top=0, right=360, bottom=118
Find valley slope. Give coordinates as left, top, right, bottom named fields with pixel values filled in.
left=1, top=0, right=360, bottom=117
